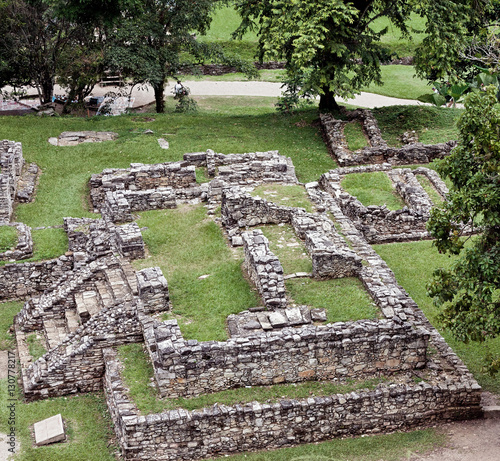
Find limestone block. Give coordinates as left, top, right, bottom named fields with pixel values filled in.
left=34, top=414, right=65, bottom=446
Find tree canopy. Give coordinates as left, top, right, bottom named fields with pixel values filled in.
left=234, top=0, right=492, bottom=109
left=427, top=86, right=500, bottom=371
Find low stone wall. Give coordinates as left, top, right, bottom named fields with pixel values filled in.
left=89, top=161, right=197, bottom=211
left=142, top=315, right=429, bottom=398
left=0, top=223, right=33, bottom=261
left=387, top=168, right=433, bottom=213
left=101, top=188, right=177, bottom=223
left=319, top=169, right=430, bottom=243
left=242, top=230, right=287, bottom=309
left=414, top=166, right=449, bottom=200
left=320, top=113, right=456, bottom=166
left=16, top=255, right=121, bottom=332
left=0, top=140, right=24, bottom=223
left=103, top=347, right=481, bottom=461
left=16, top=163, right=39, bottom=203
left=304, top=231, right=362, bottom=278
left=64, top=217, right=145, bottom=260
left=221, top=186, right=296, bottom=229
left=136, top=267, right=170, bottom=314
left=184, top=149, right=298, bottom=185
left=222, top=186, right=362, bottom=278
left=0, top=255, right=74, bottom=300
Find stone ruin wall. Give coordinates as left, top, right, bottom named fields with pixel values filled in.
left=2, top=140, right=484, bottom=460
left=221, top=186, right=362, bottom=278
left=19, top=301, right=144, bottom=400
left=0, top=140, right=24, bottom=223
left=64, top=217, right=145, bottom=261
left=241, top=230, right=287, bottom=309
left=0, top=254, right=74, bottom=300
left=16, top=259, right=170, bottom=400
left=89, top=160, right=198, bottom=211
left=0, top=222, right=33, bottom=261
left=142, top=315, right=429, bottom=399
left=320, top=112, right=456, bottom=167
left=90, top=150, right=298, bottom=223
left=319, top=166, right=431, bottom=243
left=104, top=347, right=481, bottom=461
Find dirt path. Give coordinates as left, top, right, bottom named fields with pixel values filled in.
left=412, top=418, right=500, bottom=461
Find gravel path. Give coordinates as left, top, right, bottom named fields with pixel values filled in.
left=92, top=80, right=428, bottom=109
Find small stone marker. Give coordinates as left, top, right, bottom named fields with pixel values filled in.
left=157, top=138, right=169, bottom=149
left=34, top=414, right=65, bottom=446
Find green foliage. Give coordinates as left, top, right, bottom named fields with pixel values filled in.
left=412, top=0, right=493, bottom=82
left=235, top=0, right=412, bottom=109
left=375, top=239, right=500, bottom=393
left=426, top=87, right=500, bottom=368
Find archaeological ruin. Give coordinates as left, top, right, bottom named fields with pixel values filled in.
left=1, top=110, right=486, bottom=460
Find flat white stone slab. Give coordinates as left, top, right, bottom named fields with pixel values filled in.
left=34, top=414, right=65, bottom=446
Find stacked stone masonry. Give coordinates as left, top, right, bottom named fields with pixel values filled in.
left=319, top=166, right=431, bottom=243
left=64, top=217, right=145, bottom=260
left=320, top=112, right=456, bottom=166
left=0, top=140, right=24, bottom=223
left=242, top=230, right=287, bottom=309
left=15, top=252, right=170, bottom=400
left=0, top=222, right=33, bottom=261
left=5, top=140, right=485, bottom=460
left=221, top=186, right=362, bottom=278
left=141, top=315, right=429, bottom=398
left=226, top=305, right=328, bottom=337
left=0, top=255, right=74, bottom=300
left=104, top=347, right=481, bottom=461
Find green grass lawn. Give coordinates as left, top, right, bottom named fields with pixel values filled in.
left=0, top=225, right=17, bottom=252
left=0, top=100, right=333, bottom=229
left=0, top=378, right=117, bottom=461
left=133, top=205, right=259, bottom=342
left=341, top=171, right=405, bottom=210
left=373, top=105, right=461, bottom=145
left=374, top=239, right=500, bottom=394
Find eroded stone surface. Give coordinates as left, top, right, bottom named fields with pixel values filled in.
left=49, top=131, right=118, bottom=146
left=34, top=414, right=65, bottom=446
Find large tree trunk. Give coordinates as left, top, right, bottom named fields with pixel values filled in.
left=153, top=80, right=165, bottom=113
left=39, top=73, right=54, bottom=104
left=318, top=86, right=340, bottom=111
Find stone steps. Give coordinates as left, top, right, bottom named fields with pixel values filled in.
left=43, top=318, right=69, bottom=350
left=65, top=308, right=81, bottom=334
left=75, top=290, right=101, bottom=323
left=105, top=268, right=132, bottom=303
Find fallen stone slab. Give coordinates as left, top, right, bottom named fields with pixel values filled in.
left=48, top=131, right=118, bottom=146
left=34, top=414, right=65, bottom=446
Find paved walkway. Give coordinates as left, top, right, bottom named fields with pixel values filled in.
left=95, top=80, right=428, bottom=109
left=5, top=81, right=429, bottom=110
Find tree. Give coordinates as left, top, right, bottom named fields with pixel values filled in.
left=0, top=0, right=84, bottom=104
left=106, top=0, right=222, bottom=113
left=427, top=87, right=500, bottom=372
left=234, top=0, right=489, bottom=110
